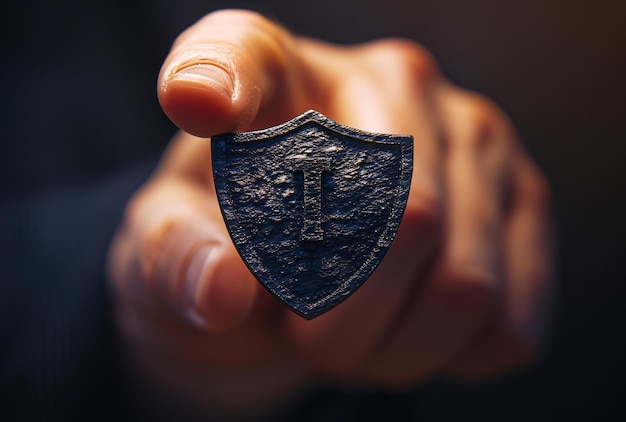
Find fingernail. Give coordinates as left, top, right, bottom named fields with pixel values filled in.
left=170, top=64, right=234, bottom=99
left=184, top=244, right=218, bottom=328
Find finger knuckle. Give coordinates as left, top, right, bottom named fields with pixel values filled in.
left=452, top=93, right=503, bottom=150
left=461, top=92, right=500, bottom=121
left=202, top=9, right=276, bottom=32
left=137, top=218, right=177, bottom=287
left=368, top=38, right=439, bottom=83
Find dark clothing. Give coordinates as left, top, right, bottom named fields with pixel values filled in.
left=1, top=1, right=625, bottom=421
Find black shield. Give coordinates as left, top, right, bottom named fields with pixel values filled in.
left=212, top=110, right=413, bottom=319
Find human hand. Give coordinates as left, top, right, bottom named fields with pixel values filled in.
left=108, top=8, right=553, bottom=416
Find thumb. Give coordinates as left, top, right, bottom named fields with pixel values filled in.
left=115, top=180, right=258, bottom=332
left=158, top=9, right=300, bottom=137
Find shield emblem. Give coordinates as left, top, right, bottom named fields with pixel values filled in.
left=212, top=110, right=413, bottom=319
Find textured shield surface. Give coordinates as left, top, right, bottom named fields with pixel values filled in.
left=212, top=110, right=413, bottom=319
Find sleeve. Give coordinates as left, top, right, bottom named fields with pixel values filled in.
left=0, top=158, right=157, bottom=422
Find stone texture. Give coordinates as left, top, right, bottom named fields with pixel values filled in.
left=212, top=110, right=413, bottom=319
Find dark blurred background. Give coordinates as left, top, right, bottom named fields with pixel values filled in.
left=1, top=0, right=625, bottom=420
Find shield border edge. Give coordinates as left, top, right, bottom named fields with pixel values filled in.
left=212, top=110, right=413, bottom=319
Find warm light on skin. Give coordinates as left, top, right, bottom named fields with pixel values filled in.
left=108, top=8, right=553, bottom=417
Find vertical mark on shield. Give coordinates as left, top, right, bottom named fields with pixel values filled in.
left=291, top=157, right=331, bottom=242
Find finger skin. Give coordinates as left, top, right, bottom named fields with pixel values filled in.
left=364, top=92, right=509, bottom=386
left=114, top=114, right=280, bottom=334
left=284, top=40, right=444, bottom=377
left=445, top=155, right=554, bottom=376
left=160, top=22, right=450, bottom=379
left=158, top=9, right=300, bottom=137
left=108, top=10, right=555, bottom=406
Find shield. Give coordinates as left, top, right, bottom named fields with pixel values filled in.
left=212, top=110, right=413, bottom=319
